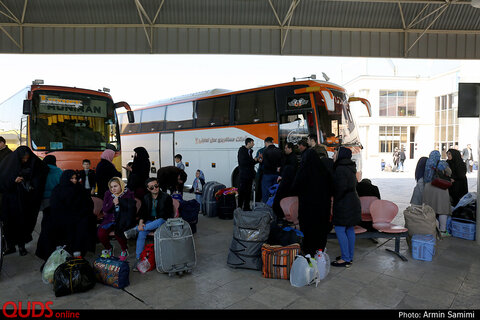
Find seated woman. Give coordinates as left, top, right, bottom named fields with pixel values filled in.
left=38, top=170, right=95, bottom=259
left=98, top=177, right=136, bottom=261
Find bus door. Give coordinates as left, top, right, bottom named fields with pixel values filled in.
left=160, top=132, right=175, bottom=168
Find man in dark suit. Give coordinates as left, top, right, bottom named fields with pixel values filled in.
left=77, top=159, right=96, bottom=195
left=237, top=138, right=257, bottom=211
left=261, top=137, right=283, bottom=203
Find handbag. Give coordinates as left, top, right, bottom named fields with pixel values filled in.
left=431, top=161, right=452, bottom=190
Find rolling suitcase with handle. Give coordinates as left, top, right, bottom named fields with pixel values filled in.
left=202, top=181, right=226, bottom=217
left=154, top=218, right=196, bottom=276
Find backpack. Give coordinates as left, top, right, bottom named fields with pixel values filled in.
left=139, top=243, right=156, bottom=273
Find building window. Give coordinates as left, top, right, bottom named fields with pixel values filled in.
left=434, top=93, right=458, bottom=158
left=379, top=126, right=407, bottom=153
left=379, top=90, right=416, bottom=117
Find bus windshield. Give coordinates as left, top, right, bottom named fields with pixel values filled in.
left=30, top=91, right=119, bottom=151
left=315, top=90, right=360, bottom=147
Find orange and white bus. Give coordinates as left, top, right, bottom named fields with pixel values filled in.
left=118, top=79, right=371, bottom=187
left=0, top=80, right=134, bottom=171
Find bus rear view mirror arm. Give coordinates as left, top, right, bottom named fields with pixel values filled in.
left=23, top=100, right=32, bottom=115
left=114, top=101, right=135, bottom=123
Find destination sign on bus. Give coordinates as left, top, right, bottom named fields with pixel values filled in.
left=39, top=94, right=107, bottom=117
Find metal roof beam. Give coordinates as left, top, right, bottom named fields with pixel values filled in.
left=406, top=1, right=451, bottom=56
left=328, top=0, right=469, bottom=4
left=0, top=0, right=19, bottom=24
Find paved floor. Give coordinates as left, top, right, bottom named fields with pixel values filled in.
left=1, top=167, right=479, bottom=310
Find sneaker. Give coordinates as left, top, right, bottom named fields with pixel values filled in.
left=441, top=231, right=451, bottom=237
left=124, top=227, right=139, bottom=240
left=119, top=250, right=128, bottom=261
left=100, top=249, right=112, bottom=258
left=132, top=259, right=140, bottom=272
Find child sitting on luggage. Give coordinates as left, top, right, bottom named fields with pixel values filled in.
left=189, top=169, right=205, bottom=206
left=124, top=178, right=174, bottom=271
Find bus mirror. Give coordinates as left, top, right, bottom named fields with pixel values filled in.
left=348, top=97, right=372, bottom=117
left=320, top=90, right=335, bottom=112
left=23, top=100, right=32, bottom=115
left=127, top=111, right=135, bottom=123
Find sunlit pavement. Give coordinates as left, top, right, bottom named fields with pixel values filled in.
left=1, top=167, right=479, bottom=310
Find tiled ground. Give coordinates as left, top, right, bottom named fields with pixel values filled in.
left=1, top=167, right=478, bottom=310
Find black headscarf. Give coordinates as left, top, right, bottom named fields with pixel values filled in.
left=447, top=149, right=466, bottom=176
left=414, top=157, right=428, bottom=182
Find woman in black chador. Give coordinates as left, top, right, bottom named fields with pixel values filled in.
left=291, top=148, right=333, bottom=256
left=446, top=148, right=468, bottom=207
left=0, top=146, right=48, bottom=256
left=36, top=170, right=95, bottom=260
left=125, top=147, right=151, bottom=199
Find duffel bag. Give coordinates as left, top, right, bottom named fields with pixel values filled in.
left=53, top=258, right=96, bottom=297
left=93, top=256, right=130, bottom=289
left=261, top=243, right=300, bottom=280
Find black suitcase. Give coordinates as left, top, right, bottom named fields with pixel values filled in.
left=217, top=194, right=237, bottom=220
left=202, top=181, right=226, bottom=217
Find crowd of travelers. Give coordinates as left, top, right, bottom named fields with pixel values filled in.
left=0, top=132, right=472, bottom=274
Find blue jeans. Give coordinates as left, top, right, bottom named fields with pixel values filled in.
left=135, top=218, right=166, bottom=259
left=195, top=194, right=202, bottom=205
left=334, top=226, right=355, bottom=262
left=397, top=161, right=404, bottom=172
left=262, top=173, right=279, bottom=203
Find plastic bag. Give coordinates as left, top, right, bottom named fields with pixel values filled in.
left=289, top=254, right=319, bottom=288
left=137, top=259, right=151, bottom=274
left=314, top=249, right=330, bottom=280
left=452, top=192, right=477, bottom=212
left=53, top=257, right=96, bottom=297
left=42, top=246, right=71, bottom=284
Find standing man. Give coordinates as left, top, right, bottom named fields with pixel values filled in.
left=307, top=134, right=328, bottom=159
left=0, top=136, right=12, bottom=163
left=261, top=137, right=282, bottom=203
left=237, top=138, right=257, bottom=211
left=393, top=147, right=400, bottom=172
left=398, top=147, right=406, bottom=172
left=462, top=144, right=473, bottom=173
left=78, top=159, right=96, bottom=195
left=254, top=142, right=266, bottom=202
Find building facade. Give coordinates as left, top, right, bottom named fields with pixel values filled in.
left=345, top=67, right=479, bottom=173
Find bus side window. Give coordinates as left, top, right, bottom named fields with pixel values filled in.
left=141, top=106, right=166, bottom=132
left=196, top=96, right=230, bottom=127
left=234, top=89, right=276, bottom=125
left=165, top=102, right=194, bottom=130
